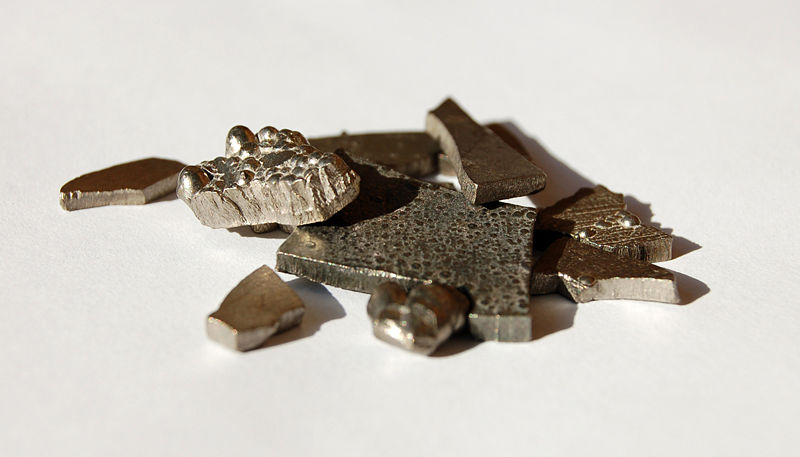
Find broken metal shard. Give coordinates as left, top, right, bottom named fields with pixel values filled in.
left=536, top=185, right=673, bottom=262
left=531, top=238, right=679, bottom=304
left=309, top=131, right=440, bottom=178
left=59, top=158, right=185, bottom=211
left=177, top=126, right=360, bottom=229
left=206, top=265, right=305, bottom=351
left=367, top=282, right=470, bottom=355
left=425, top=98, right=547, bottom=204
left=277, top=154, right=537, bottom=342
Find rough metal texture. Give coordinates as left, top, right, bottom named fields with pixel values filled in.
left=536, top=185, right=673, bottom=262
left=310, top=131, right=440, bottom=178
left=425, top=98, right=547, bottom=204
left=177, top=126, right=360, bottom=228
left=277, top=154, right=537, bottom=342
left=59, top=158, right=185, bottom=211
left=367, top=282, right=470, bottom=355
left=532, top=238, right=679, bottom=304
left=207, top=265, right=305, bottom=351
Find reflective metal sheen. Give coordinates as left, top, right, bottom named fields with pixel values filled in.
left=276, top=154, right=537, bottom=342
left=367, top=282, right=470, bottom=355
left=177, top=126, right=360, bottom=228
left=531, top=238, right=679, bottom=304
left=536, top=185, right=673, bottom=262
left=207, top=265, right=305, bottom=351
left=59, top=158, right=185, bottom=211
left=426, top=98, right=547, bottom=204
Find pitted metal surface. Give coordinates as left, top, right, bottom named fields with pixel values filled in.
left=277, top=154, right=536, bottom=342
left=177, top=126, right=360, bottom=229
left=531, top=238, right=679, bottom=304
left=536, top=185, right=673, bottom=262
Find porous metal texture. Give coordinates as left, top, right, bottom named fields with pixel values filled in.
left=59, top=158, right=185, bottom=211
left=536, top=185, right=673, bottom=262
left=531, top=238, right=679, bottom=304
left=277, top=154, right=537, bottom=342
left=206, top=265, right=305, bottom=351
left=367, top=282, right=470, bottom=355
left=310, top=131, right=440, bottom=178
left=425, top=98, right=547, bottom=204
left=177, top=126, right=360, bottom=229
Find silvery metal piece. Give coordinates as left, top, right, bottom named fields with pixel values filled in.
left=59, top=158, right=185, bottom=211
left=310, top=131, right=440, bottom=178
left=536, top=185, right=673, bottom=262
left=225, top=125, right=258, bottom=158
left=177, top=126, right=360, bottom=229
left=531, top=238, right=679, bottom=303
left=367, top=282, right=470, bottom=355
left=206, top=265, right=305, bottom=351
left=277, top=154, right=536, bottom=342
left=426, top=98, right=547, bottom=204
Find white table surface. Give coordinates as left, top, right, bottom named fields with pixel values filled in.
left=2, top=1, right=798, bottom=456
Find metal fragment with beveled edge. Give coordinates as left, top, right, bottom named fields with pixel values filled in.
left=177, top=126, right=360, bottom=229
left=206, top=265, right=305, bottom=351
left=536, top=185, right=673, bottom=262
left=531, top=238, right=679, bottom=304
left=425, top=98, right=546, bottom=204
left=276, top=154, right=536, bottom=342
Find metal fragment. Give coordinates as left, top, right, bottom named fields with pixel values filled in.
left=310, top=131, right=440, bottom=178
left=251, top=223, right=277, bottom=233
left=536, top=185, right=673, bottom=262
left=206, top=265, right=305, bottom=351
left=177, top=126, right=360, bottom=229
left=59, top=158, right=185, bottom=211
left=367, top=282, right=470, bottom=355
left=277, top=154, right=536, bottom=342
left=531, top=238, right=679, bottom=303
left=425, top=98, right=547, bottom=204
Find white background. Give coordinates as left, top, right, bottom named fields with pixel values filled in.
left=2, top=1, right=799, bottom=456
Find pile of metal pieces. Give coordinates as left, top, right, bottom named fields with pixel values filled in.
left=59, top=98, right=683, bottom=355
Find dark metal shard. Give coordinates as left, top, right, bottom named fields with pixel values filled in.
left=531, top=238, right=679, bottom=304
left=536, top=185, right=673, bottom=262
left=309, top=132, right=440, bottom=178
left=59, top=158, right=185, bottom=211
left=425, top=98, right=547, bottom=204
left=276, top=155, right=537, bottom=342
left=367, top=282, right=470, bottom=355
left=207, top=265, right=305, bottom=351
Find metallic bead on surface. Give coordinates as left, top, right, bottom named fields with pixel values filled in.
left=531, top=238, right=680, bottom=304
left=276, top=154, right=537, bottom=342
left=425, top=98, right=547, bottom=204
left=59, top=157, right=185, bottom=211
left=177, top=126, right=361, bottom=229
left=225, top=125, right=258, bottom=158
left=536, top=185, right=673, bottom=262
left=367, top=282, right=470, bottom=355
left=309, top=131, right=440, bottom=178
left=206, top=265, right=305, bottom=351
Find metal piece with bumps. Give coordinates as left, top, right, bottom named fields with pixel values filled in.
left=177, top=126, right=360, bottom=229
left=277, top=154, right=537, bottom=342
left=206, top=265, right=305, bottom=351
left=536, top=185, right=673, bottom=262
left=367, top=282, right=470, bottom=355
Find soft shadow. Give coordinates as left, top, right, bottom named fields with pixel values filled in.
left=671, top=270, right=710, bottom=305
left=152, top=192, right=178, bottom=202
left=430, top=330, right=481, bottom=357
left=226, top=225, right=288, bottom=240
left=260, top=278, right=346, bottom=348
left=531, top=295, right=578, bottom=340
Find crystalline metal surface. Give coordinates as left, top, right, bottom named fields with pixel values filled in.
left=536, top=185, right=673, bottom=262
left=531, top=238, right=679, bottom=304
left=177, top=126, right=360, bottom=228
left=59, top=158, right=185, bottom=211
left=367, top=282, right=470, bottom=355
left=277, top=154, right=537, bottom=342
left=425, top=98, right=547, bottom=204
left=206, top=265, right=305, bottom=351
left=309, top=131, right=440, bottom=178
